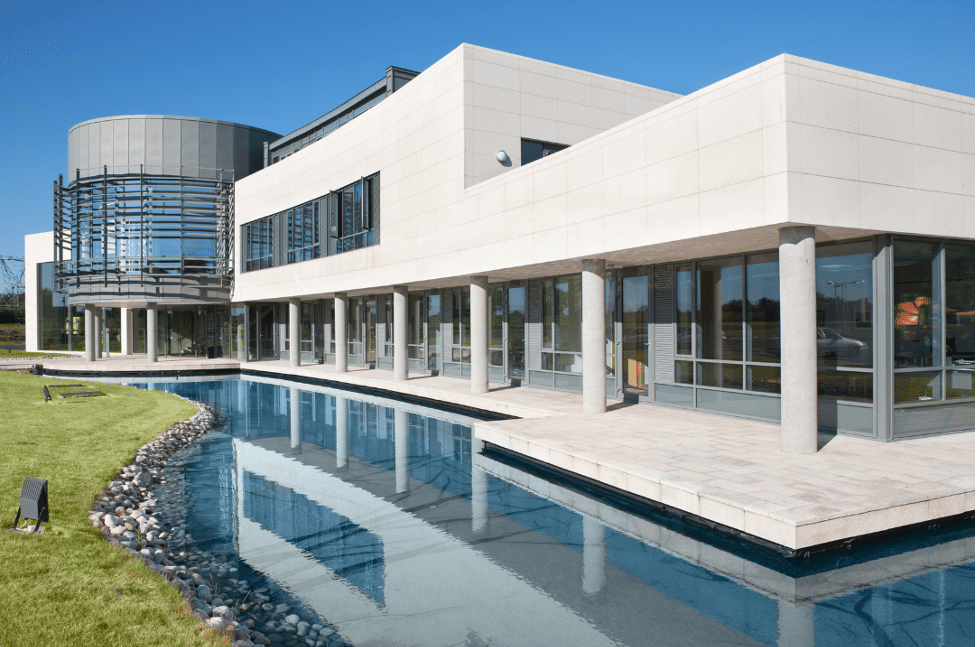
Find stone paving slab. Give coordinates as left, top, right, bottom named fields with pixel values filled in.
left=29, top=356, right=975, bottom=551
left=472, top=409, right=974, bottom=551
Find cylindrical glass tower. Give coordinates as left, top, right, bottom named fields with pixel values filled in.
left=54, top=115, right=279, bottom=305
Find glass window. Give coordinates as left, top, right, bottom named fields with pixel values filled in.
left=675, top=265, right=692, bottom=356
left=521, top=138, right=569, bottom=166
left=746, top=253, right=780, bottom=364
left=894, top=240, right=941, bottom=368
left=554, top=276, right=581, bottom=353
left=490, top=286, right=504, bottom=367
left=697, top=362, right=743, bottom=389
left=817, top=370, right=873, bottom=404
left=894, top=371, right=942, bottom=404
left=816, top=242, right=873, bottom=368
left=542, top=280, right=553, bottom=349
left=427, top=294, right=441, bottom=371
left=944, top=243, right=974, bottom=367
left=696, top=257, right=743, bottom=361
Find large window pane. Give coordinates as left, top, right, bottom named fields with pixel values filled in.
left=816, top=242, right=873, bottom=368
left=894, top=240, right=941, bottom=367
left=696, top=362, right=743, bottom=389
left=542, top=280, right=553, bottom=349
left=489, top=286, right=504, bottom=347
left=675, top=265, right=692, bottom=355
left=945, top=243, right=975, bottom=367
left=817, top=370, right=872, bottom=403
left=894, top=371, right=942, bottom=404
left=696, top=257, right=742, bottom=361
left=554, top=275, right=581, bottom=353
left=747, top=365, right=780, bottom=394
left=746, top=253, right=780, bottom=363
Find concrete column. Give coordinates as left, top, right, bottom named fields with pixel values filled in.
left=470, top=276, right=489, bottom=394
left=393, top=286, right=408, bottom=381
left=582, top=515, right=606, bottom=595
left=394, top=409, right=409, bottom=494
left=582, top=259, right=607, bottom=414
left=334, top=293, right=348, bottom=373
left=335, top=395, right=348, bottom=469
left=777, top=600, right=815, bottom=647
left=146, top=305, right=158, bottom=363
left=290, top=386, right=302, bottom=454
left=471, top=464, right=488, bottom=534
left=93, top=307, right=102, bottom=359
left=289, top=298, right=301, bottom=368
left=779, top=226, right=818, bottom=454
left=84, top=305, right=95, bottom=362
left=121, top=308, right=133, bottom=355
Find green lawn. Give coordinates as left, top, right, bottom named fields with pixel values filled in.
left=0, top=371, right=228, bottom=647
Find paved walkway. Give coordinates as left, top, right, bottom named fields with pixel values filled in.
left=18, top=354, right=975, bottom=551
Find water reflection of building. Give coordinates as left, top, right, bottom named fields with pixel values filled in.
left=25, top=47, right=974, bottom=445
left=215, top=382, right=972, bottom=647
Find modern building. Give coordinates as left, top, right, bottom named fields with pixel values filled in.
left=25, top=44, right=975, bottom=450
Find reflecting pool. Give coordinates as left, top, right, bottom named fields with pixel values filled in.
left=132, top=376, right=974, bottom=647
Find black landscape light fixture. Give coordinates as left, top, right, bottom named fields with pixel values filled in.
left=6, top=477, right=48, bottom=534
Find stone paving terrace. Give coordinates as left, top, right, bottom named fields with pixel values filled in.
left=21, top=354, right=975, bottom=552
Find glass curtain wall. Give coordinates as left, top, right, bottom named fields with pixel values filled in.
left=407, top=294, right=425, bottom=372
left=892, top=239, right=975, bottom=436
left=38, top=261, right=86, bottom=351
left=673, top=254, right=782, bottom=420
left=450, top=287, right=470, bottom=364
left=815, top=242, right=874, bottom=434
left=489, top=285, right=505, bottom=382
left=427, top=293, right=441, bottom=373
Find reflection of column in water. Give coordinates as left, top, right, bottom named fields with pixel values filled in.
left=335, top=396, right=348, bottom=468
left=777, top=600, right=814, bottom=647
left=582, top=515, right=606, bottom=595
left=290, top=386, right=301, bottom=454
left=471, top=464, right=488, bottom=534
left=394, top=409, right=409, bottom=493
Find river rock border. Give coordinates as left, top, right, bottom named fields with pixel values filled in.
left=88, top=396, right=345, bottom=647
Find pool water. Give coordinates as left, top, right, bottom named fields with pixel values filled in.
left=135, top=376, right=975, bottom=647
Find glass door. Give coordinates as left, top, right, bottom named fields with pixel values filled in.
left=259, top=305, right=276, bottom=359
left=621, top=274, right=650, bottom=401
left=507, top=285, right=526, bottom=380
left=366, top=297, right=377, bottom=366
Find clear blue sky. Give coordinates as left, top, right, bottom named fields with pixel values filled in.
left=1, top=0, right=973, bottom=260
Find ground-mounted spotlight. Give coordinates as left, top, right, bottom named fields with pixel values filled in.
left=6, top=477, right=48, bottom=534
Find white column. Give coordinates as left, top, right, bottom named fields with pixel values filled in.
left=394, top=409, right=409, bottom=494
left=393, top=286, right=408, bottom=381
left=582, top=259, right=607, bottom=414
left=290, top=386, right=302, bottom=454
left=334, top=293, right=348, bottom=373
left=778, top=600, right=815, bottom=647
left=582, top=515, right=606, bottom=595
left=289, top=298, right=301, bottom=368
left=93, top=307, right=103, bottom=359
left=779, top=226, right=818, bottom=454
left=471, top=464, right=488, bottom=534
left=335, top=395, right=348, bottom=469
left=84, top=305, right=95, bottom=362
left=121, top=308, right=133, bottom=355
left=470, top=276, right=489, bottom=394
left=146, top=305, right=158, bottom=363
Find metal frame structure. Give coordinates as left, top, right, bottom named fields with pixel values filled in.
left=0, top=256, right=24, bottom=308
left=54, top=165, right=234, bottom=304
